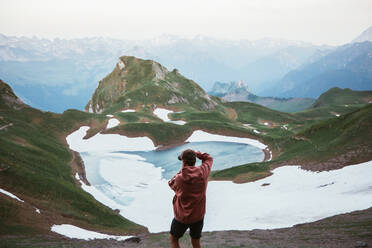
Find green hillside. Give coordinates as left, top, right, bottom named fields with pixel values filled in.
left=257, top=97, right=315, bottom=112
left=85, top=56, right=220, bottom=114
left=312, top=87, right=372, bottom=107
left=293, top=87, right=372, bottom=121
left=2, top=54, right=372, bottom=242
left=276, top=103, right=372, bottom=168
left=0, top=80, right=146, bottom=236
left=211, top=104, right=372, bottom=182
left=210, top=88, right=372, bottom=182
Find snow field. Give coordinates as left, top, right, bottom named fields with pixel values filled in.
left=66, top=126, right=372, bottom=233
left=0, top=188, right=24, bottom=202
left=153, top=108, right=186, bottom=125
left=121, top=109, right=136, bottom=113
left=186, top=130, right=267, bottom=150
left=205, top=161, right=372, bottom=231
left=106, top=118, right=120, bottom=129
left=51, top=224, right=133, bottom=241
left=66, top=126, right=155, bottom=152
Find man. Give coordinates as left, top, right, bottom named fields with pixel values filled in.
left=168, top=149, right=213, bottom=248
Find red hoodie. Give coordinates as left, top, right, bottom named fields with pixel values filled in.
left=168, top=152, right=213, bottom=224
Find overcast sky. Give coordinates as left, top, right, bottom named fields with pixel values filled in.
left=1, top=0, right=371, bottom=45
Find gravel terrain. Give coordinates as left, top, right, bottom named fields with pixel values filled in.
left=1, top=208, right=371, bottom=248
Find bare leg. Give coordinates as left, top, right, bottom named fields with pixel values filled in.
left=170, top=234, right=180, bottom=248
left=191, top=238, right=201, bottom=248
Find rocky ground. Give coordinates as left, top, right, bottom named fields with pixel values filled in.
left=1, top=207, right=371, bottom=248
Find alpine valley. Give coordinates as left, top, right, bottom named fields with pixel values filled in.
left=1, top=26, right=372, bottom=248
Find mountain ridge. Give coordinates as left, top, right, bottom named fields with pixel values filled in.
left=352, top=25, right=372, bottom=43
left=267, top=41, right=372, bottom=98
left=209, top=81, right=315, bottom=112
left=0, top=33, right=331, bottom=112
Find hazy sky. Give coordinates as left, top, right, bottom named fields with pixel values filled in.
left=1, top=0, right=371, bottom=45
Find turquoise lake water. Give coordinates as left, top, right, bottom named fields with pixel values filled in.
left=120, top=141, right=264, bottom=179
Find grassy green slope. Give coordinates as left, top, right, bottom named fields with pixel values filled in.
left=294, top=87, right=372, bottom=121
left=106, top=88, right=372, bottom=149
left=0, top=81, right=146, bottom=236
left=261, top=97, right=315, bottom=112
left=224, top=101, right=304, bottom=138
left=312, top=87, right=372, bottom=107
left=226, top=101, right=301, bottom=123
left=244, top=94, right=316, bottom=113
left=211, top=104, right=372, bottom=182
left=276, top=104, right=372, bottom=167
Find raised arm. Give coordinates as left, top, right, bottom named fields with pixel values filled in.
left=196, top=151, right=213, bottom=177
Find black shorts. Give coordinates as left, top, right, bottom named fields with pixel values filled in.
left=170, top=218, right=204, bottom=239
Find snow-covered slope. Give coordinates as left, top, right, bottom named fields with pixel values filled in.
left=352, top=26, right=372, bottom=43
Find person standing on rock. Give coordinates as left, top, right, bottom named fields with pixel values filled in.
left=168, top=149, right=213, bottom=248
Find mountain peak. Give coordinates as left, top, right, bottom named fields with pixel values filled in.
left=116, top=56, right=169, bottom=81
left=85, top=56, right=217, bottom=113
left=210, top=81, right=251, bottom=97
left=352, top=26, right=372, bottom=43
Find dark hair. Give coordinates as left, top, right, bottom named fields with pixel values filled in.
left=180, top=149, right=196, bottom=166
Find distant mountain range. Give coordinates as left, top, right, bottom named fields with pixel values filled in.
left=1, top=55, right=372, bottom=242
left=209, top=81, right=315, bottom=112
left=0, top=35, right=129, bottom=112
left=1, top=26, right=372, bottom=112
left=0, top=33, right=331, bottom=112
left=266, top=41, right=372, bottom=98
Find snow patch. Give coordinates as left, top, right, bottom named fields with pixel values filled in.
left=253, top=129, right=261, bottom=134
left=153, top=108, right=186, bottom=125
left=66, top=126, right=155, bottom=152
left=106, top=118, right=120, bottom=129
left=268, top=150, right=273, bottom=161
left=51, top=224, right=132, bottom=241
left=121, top=109, right=136, bottom=113
left=117, top=60, right=125, bottom=70
left=78, top=153, right=372, bottom=232
left=0, top=188, right=24, bottom=202
left=205, top=161, right=372, bottom=231
left=35, top=208, right=40, bottom=214
left=186, top=130, right=267, bottom=150
left=106, top=114, right=114, bottom=118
